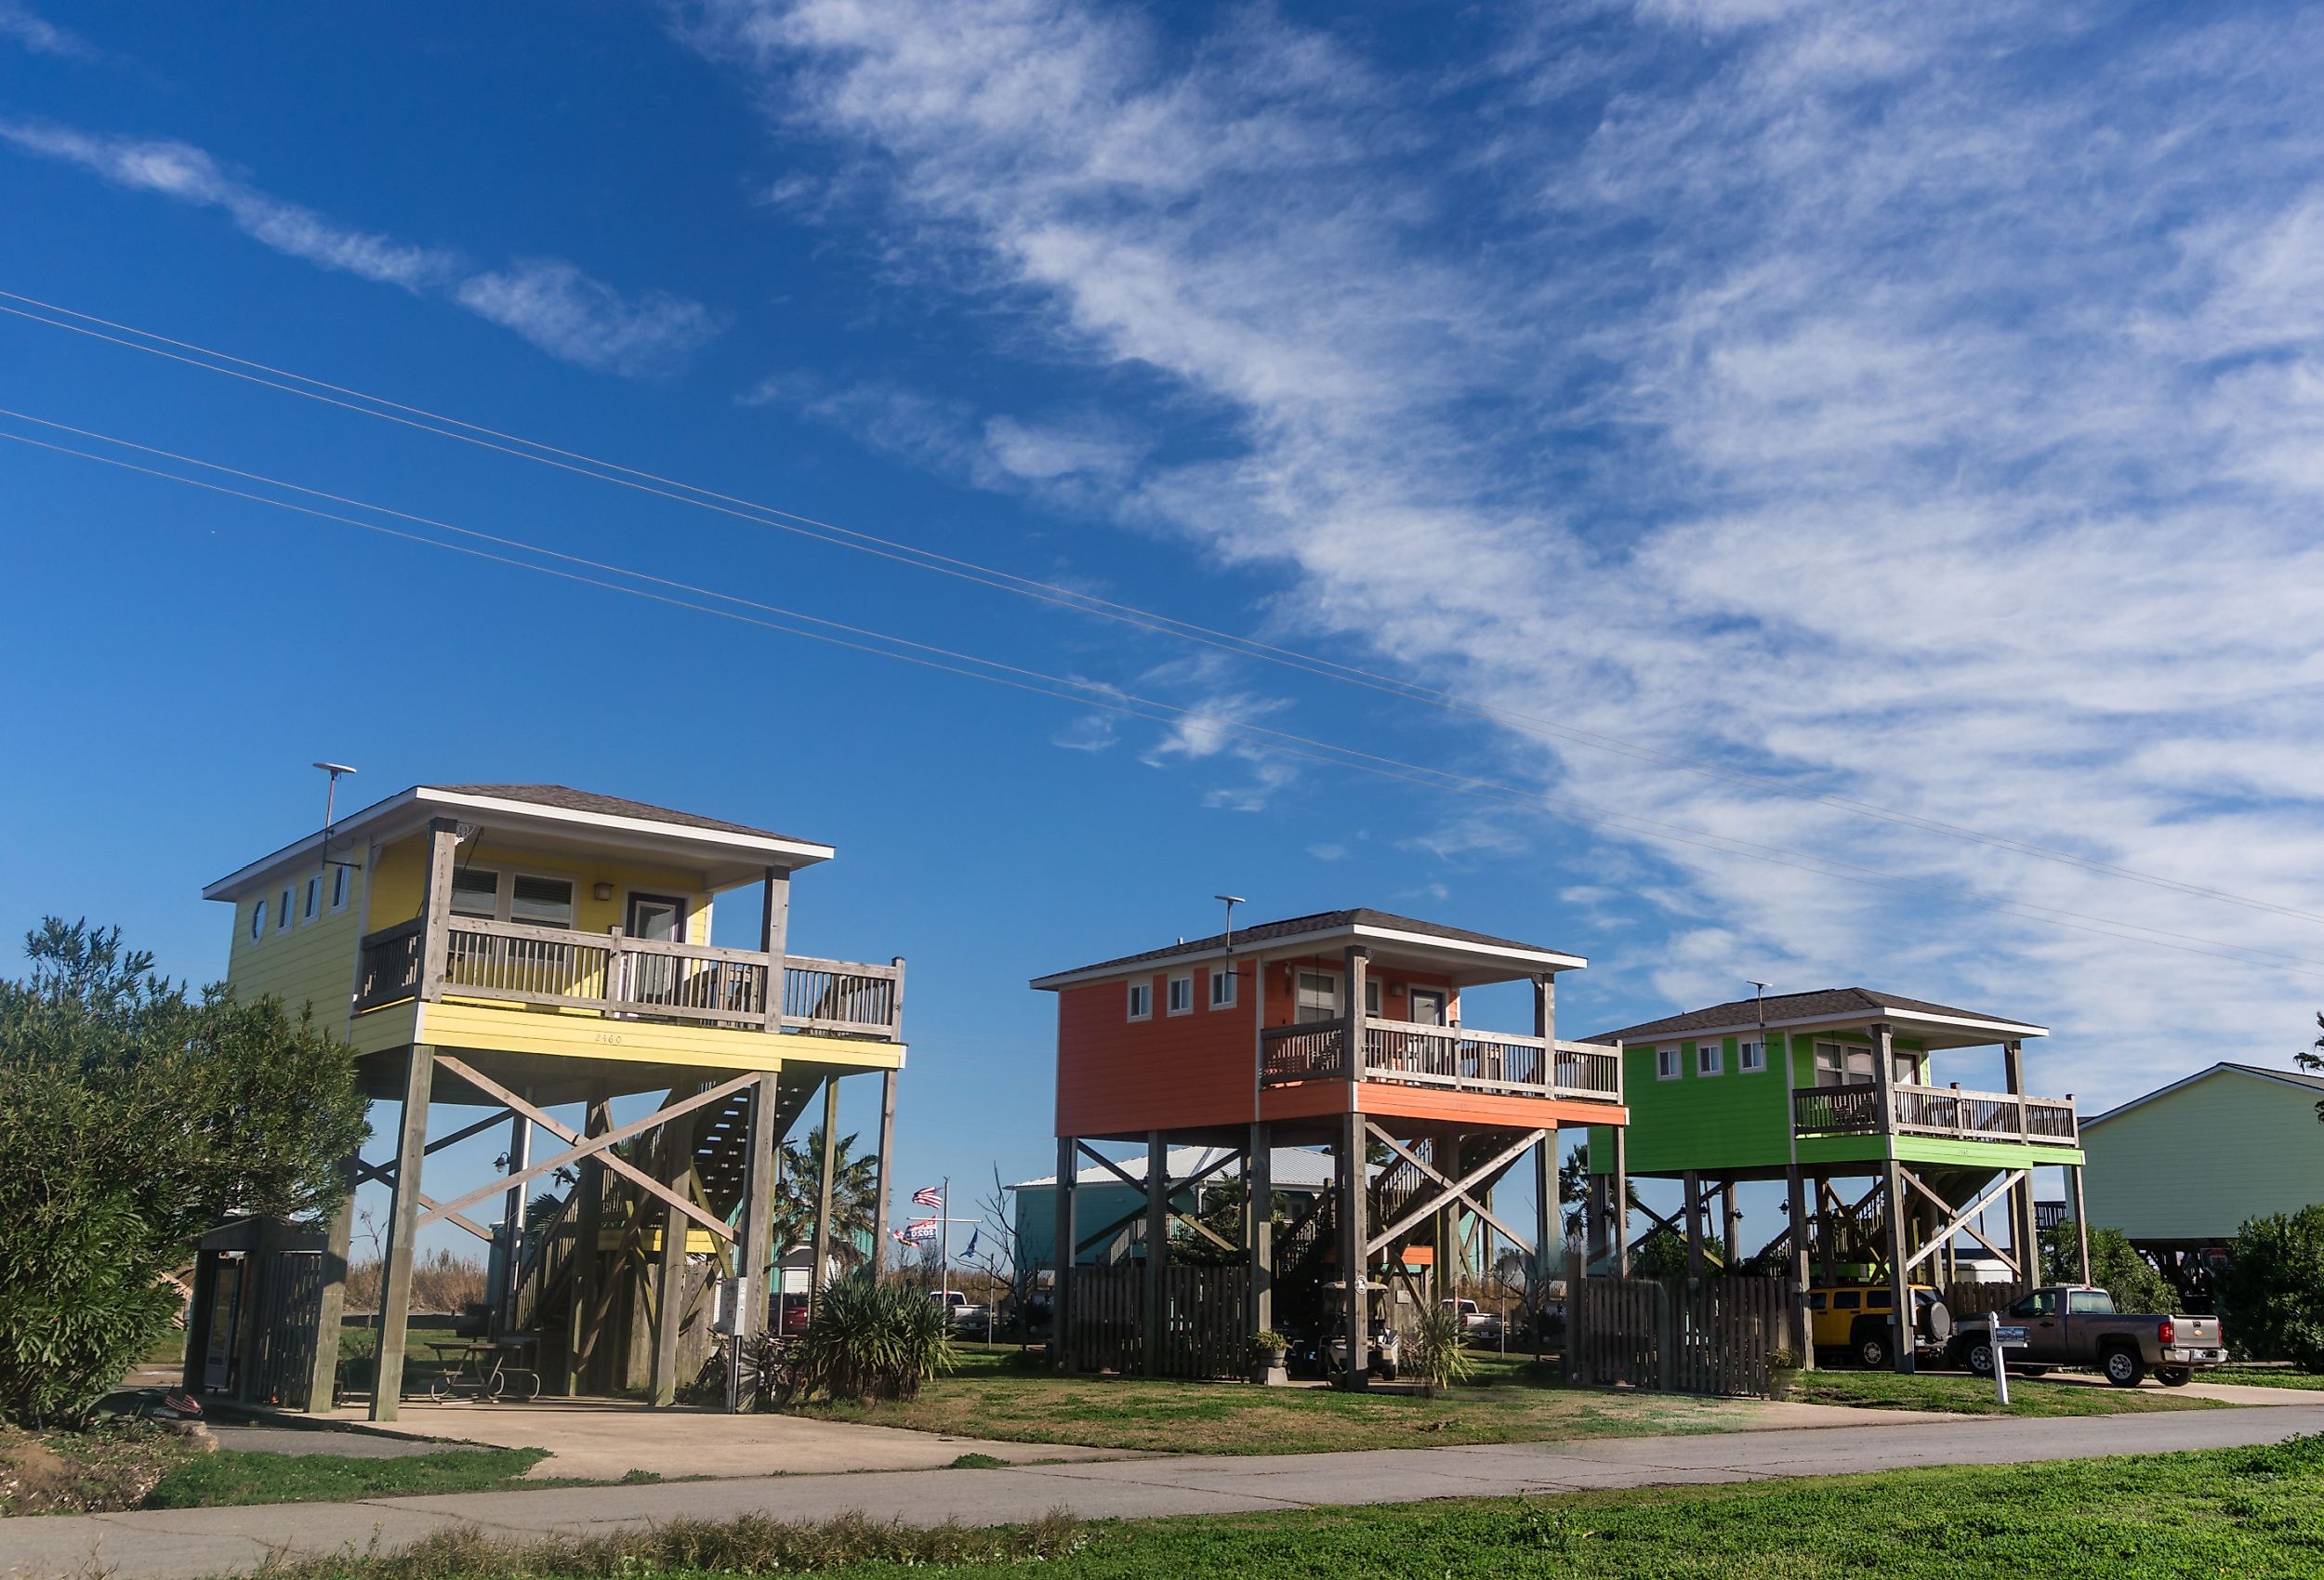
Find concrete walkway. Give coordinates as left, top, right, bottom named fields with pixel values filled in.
left=6, top=1403, right=2321, bottom=1580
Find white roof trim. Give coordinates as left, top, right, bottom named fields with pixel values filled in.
left=2082, top=1061, right=2324, bottom=1129
left=1609, top=1005, right=2047, bottom=1047
left=1030, top=922, right=1583, bottom=990
left=205, top=785, right=834, bottom=899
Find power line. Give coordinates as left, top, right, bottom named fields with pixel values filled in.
left=8, top=410, right=2324, bottom=985
left=3, top=285, right=2318, bottom=929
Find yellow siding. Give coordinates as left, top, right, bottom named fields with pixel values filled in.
left=364, top=831, right=717, bottom=941
left=222, top=868, right=367, bottom=1029
left=416, top=1000, right=905, bottom=1073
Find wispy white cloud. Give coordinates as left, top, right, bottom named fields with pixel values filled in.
left=0, top=1, right=94, bottom=59
left=1, top=120, right=720, bottom=375
left=680, top=0, right=2324, bottom=1106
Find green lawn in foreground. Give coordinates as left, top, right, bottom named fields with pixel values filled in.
left=245, top=1433, right=2324, bottom=1579
left=789, top=1346, right=2212, bottom=1455
left=144, top=1446, right=589, bottom=1508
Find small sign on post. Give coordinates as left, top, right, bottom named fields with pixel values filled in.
left=1988, top=1312, right=2028, bottom=1405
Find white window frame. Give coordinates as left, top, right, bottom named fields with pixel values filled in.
left=304, top=876, right=322, bottom=923
left=1697, top=1040, right=1723, bottom=1077
left=329, top=863, right=352, bottom=913
left=1816, top=1039, right=1874, bottom=1086
left=1365, top=979, right=1382, bottom=1016
left=1209, top=965, right=1237, bottom=1008
left=1292, top=967, right=1343, bottom=1024
left=250, top=898, right=267, bottom=941
left=1657, top=1045, right=1682, bottom=1080
left=1166, top=971, right=1195, bottom=1016
left=1127, top=981, right=1153, bottom=1021
left=508, top=872, right=577, bottom=930
left=276, top=887, right=295, bottom=931
left=450, top=864, right=502, bottom=919
left=1738, top=1038, right=1766, bottom=1073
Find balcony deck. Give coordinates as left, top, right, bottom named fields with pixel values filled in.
left=1261, top=1015, right=1622, bottom=1105
left=1792, top=1081, right=2078, bottom=1146
left=355, top=915, right=904, bottom=1041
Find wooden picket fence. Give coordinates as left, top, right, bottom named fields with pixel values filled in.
left=1063, top=1263, right=1250, bottom=1379
left=1566, top=1274, right=1788, bottom=1397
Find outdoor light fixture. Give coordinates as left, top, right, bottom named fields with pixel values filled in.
left=593, top=882, right=614, bottom=902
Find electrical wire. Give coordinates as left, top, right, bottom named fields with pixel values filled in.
left=7, top=411, right=2324, bottom=985
left=3, top=285, right=2318, bottom=929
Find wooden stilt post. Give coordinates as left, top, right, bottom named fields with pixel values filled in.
left=735, top=1072, right=781, bottom=1372
left=871, top=1069, right=898, bottom=1275
left=1683, top=1171, right=1705, bottom=1280
left=2070, top=1164, right=2092, bottom=1284
left=303, top=1153, right=357, bottom=1413
left=1786, top=1165, right=1815, bottom=1369
left=1339, top=1108, right=1370, bottom=1390
left=811, top=1075, right=840, bottom=1315
left=649, top=1090, right=698, bottom=1407
left=1248, top=1122, right=1273, bottom=1344
left=1054, top=1135, right=1077, bottom=1374
left=1610, top=1126, right=1631, bottom=1276
left=370, top=1044, right=434, bottom=1422
left=1538, top=1129, right=1557, bottom=1363
left=1143, top=1132, right=1168, bottom=1378
left=563, top=1099, right=612, bottom=1395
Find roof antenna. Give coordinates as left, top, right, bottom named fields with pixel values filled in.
left=314, top=761, right=358, bottom=871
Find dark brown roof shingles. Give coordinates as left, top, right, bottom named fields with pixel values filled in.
left=1044, top=907, right=1570, bottom=980
left=432, top=783, right=804, bottom=843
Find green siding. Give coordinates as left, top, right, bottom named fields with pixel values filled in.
left=2082, top=1069, right=2324, bottom=1240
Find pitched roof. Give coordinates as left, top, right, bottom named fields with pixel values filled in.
left=1031, top=907, right=1580, bottom=987
left=429, top=784, right=802, bottom=842
left=2083, top=1060, right=2324, bottom=1128
left=1593, top=987, right=2044, bottom=1045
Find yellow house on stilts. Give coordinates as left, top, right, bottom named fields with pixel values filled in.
left=195, top=783, right=907, bottom=1420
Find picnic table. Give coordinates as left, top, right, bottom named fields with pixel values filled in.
left=421, top=1336, right=541, bottom=1402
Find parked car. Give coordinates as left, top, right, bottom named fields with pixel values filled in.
left=1441, top=1298, right=1504, bottom=1344
left=931, top=1288, right=991, bottom=1332
left=1806, top=1282, right=1952, bottom=1368
left=1951, top=1285, right=2225, bottom=1387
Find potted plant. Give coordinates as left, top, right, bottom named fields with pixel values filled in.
left=1249, top=1330, right=1290, bottom=1386
left=1766, top=1348, right=1802, bottom=1402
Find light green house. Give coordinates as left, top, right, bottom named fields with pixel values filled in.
left=2080, top=1062, right=2324, bottom=1299
left=1585, top=988, right=2085, bottom=1370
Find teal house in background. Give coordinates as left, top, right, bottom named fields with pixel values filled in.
left=1010, top=1147, right=1335, bottom=1270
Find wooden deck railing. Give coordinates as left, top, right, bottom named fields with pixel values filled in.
left=1260, top=1017, right=1622, bottom=1103
left=353, top=915, right=904, bottom=1040
left=1792, top=1081, right=2078, bottom=1145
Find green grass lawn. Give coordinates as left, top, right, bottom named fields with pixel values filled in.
left=144, top=1446, right=566, bottom=1508
left=1783, top=1366, right=2227, bottom=1417
left=788, top=1346, right=2212, bottom=1455
left=241, top=1432, right=2324, bottom=1578
left=2209, top=1367, right=2324, bottom=1390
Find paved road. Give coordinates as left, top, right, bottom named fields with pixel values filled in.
left=7, top=1404, right=2321, bottom=1580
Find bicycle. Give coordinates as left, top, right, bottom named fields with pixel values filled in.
left=689, top=1329, right=796, bottom=1411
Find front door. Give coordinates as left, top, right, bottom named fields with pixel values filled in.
left=626, top=894, right=685, bottom=1003
left=1407, top=988, right=1447, bottom=1026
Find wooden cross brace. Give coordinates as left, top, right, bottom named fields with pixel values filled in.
left=416, top=1057, right=754, bottom=1242
left=1075, top=1141, right=1241, bottom=1254
left=1899, top=1166, right=2028, bottom=1277
left=1365, top=1125, right=1543, bottom=1257
left=352, top=1154, right=497, bottom=1243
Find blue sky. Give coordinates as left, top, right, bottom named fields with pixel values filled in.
left=7, top=0, right=2324, bottom=1258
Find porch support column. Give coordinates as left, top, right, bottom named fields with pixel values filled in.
left=735, top=1073, right=781, bottom=1359
left=499, top=1116, right=531, bottom=1328
left=1053, top=1135, right=1077, bottom=1374
left=1248, top=1122, right=1274, bottom=1342
left=564, top=1099, right=614, bottom=1395
left=1343, top=946, right=1371, bottom=1089
left=1882, top=1165, right=1914, bottom=1374
left=1610, top=1126, right=1631, bottom=1276
left=1338, top=1109, right=1369, bottom=1389
left=871, top=1069, right=899, bottom=1275
left=811, top=1075, right=841, bottom=1313
left=1537, top=1130, right=1557, bottom=1364
left=759, top=866, right=791, bottom=1031
left=416, top=820, right=460, bottom=1003
left=2069, top=1163, right=2092, bottom=1284
left=303, top=1153, right=359, bottom=1413
left=1786, top=1165, right=1815, bottom=1369
left=369, top=1044, right=434, bottom=1421
left=649, top=1092, right=698, bottom=1408
left=1143, top=1131, right=1168, bottom=1378
left=1683, top=1171, right=1705, bottom=1280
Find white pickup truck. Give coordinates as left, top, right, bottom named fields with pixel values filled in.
left=1952, top=1285, right=2225, bottom=1387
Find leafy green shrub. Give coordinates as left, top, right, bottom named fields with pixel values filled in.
left=789, top=1273, right=955, bottom=1405
left=1405, top=1306, right=1474, bottom=1396
left=2039, top=1221, right=2174, bottom=1312
left=1250, top=1329, right=1289, bottom=1361
left=2217, top=1206, right=2324, bottom=1371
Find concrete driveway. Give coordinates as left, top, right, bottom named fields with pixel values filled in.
left=7, top=1402, right=2320, bottom=1580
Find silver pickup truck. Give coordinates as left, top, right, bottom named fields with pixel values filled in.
left=1952, top=1284, right=2225, bottom=1387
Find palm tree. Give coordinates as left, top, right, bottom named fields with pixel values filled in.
left=769, top=1126, right=880, bottom=1272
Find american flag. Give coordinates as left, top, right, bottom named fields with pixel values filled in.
left=896, top=1218, right=939, bottom=1244
left=911, top=1184, right=944, bottom=1209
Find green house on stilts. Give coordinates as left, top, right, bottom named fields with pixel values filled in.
left=1584, top=988, right=2088, bottom=1372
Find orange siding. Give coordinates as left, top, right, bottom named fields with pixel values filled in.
left=1054, top=969, right=1259, bottom=1137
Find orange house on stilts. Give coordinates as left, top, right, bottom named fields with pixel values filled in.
left=1033, top=908, right=1627, bottom=1388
